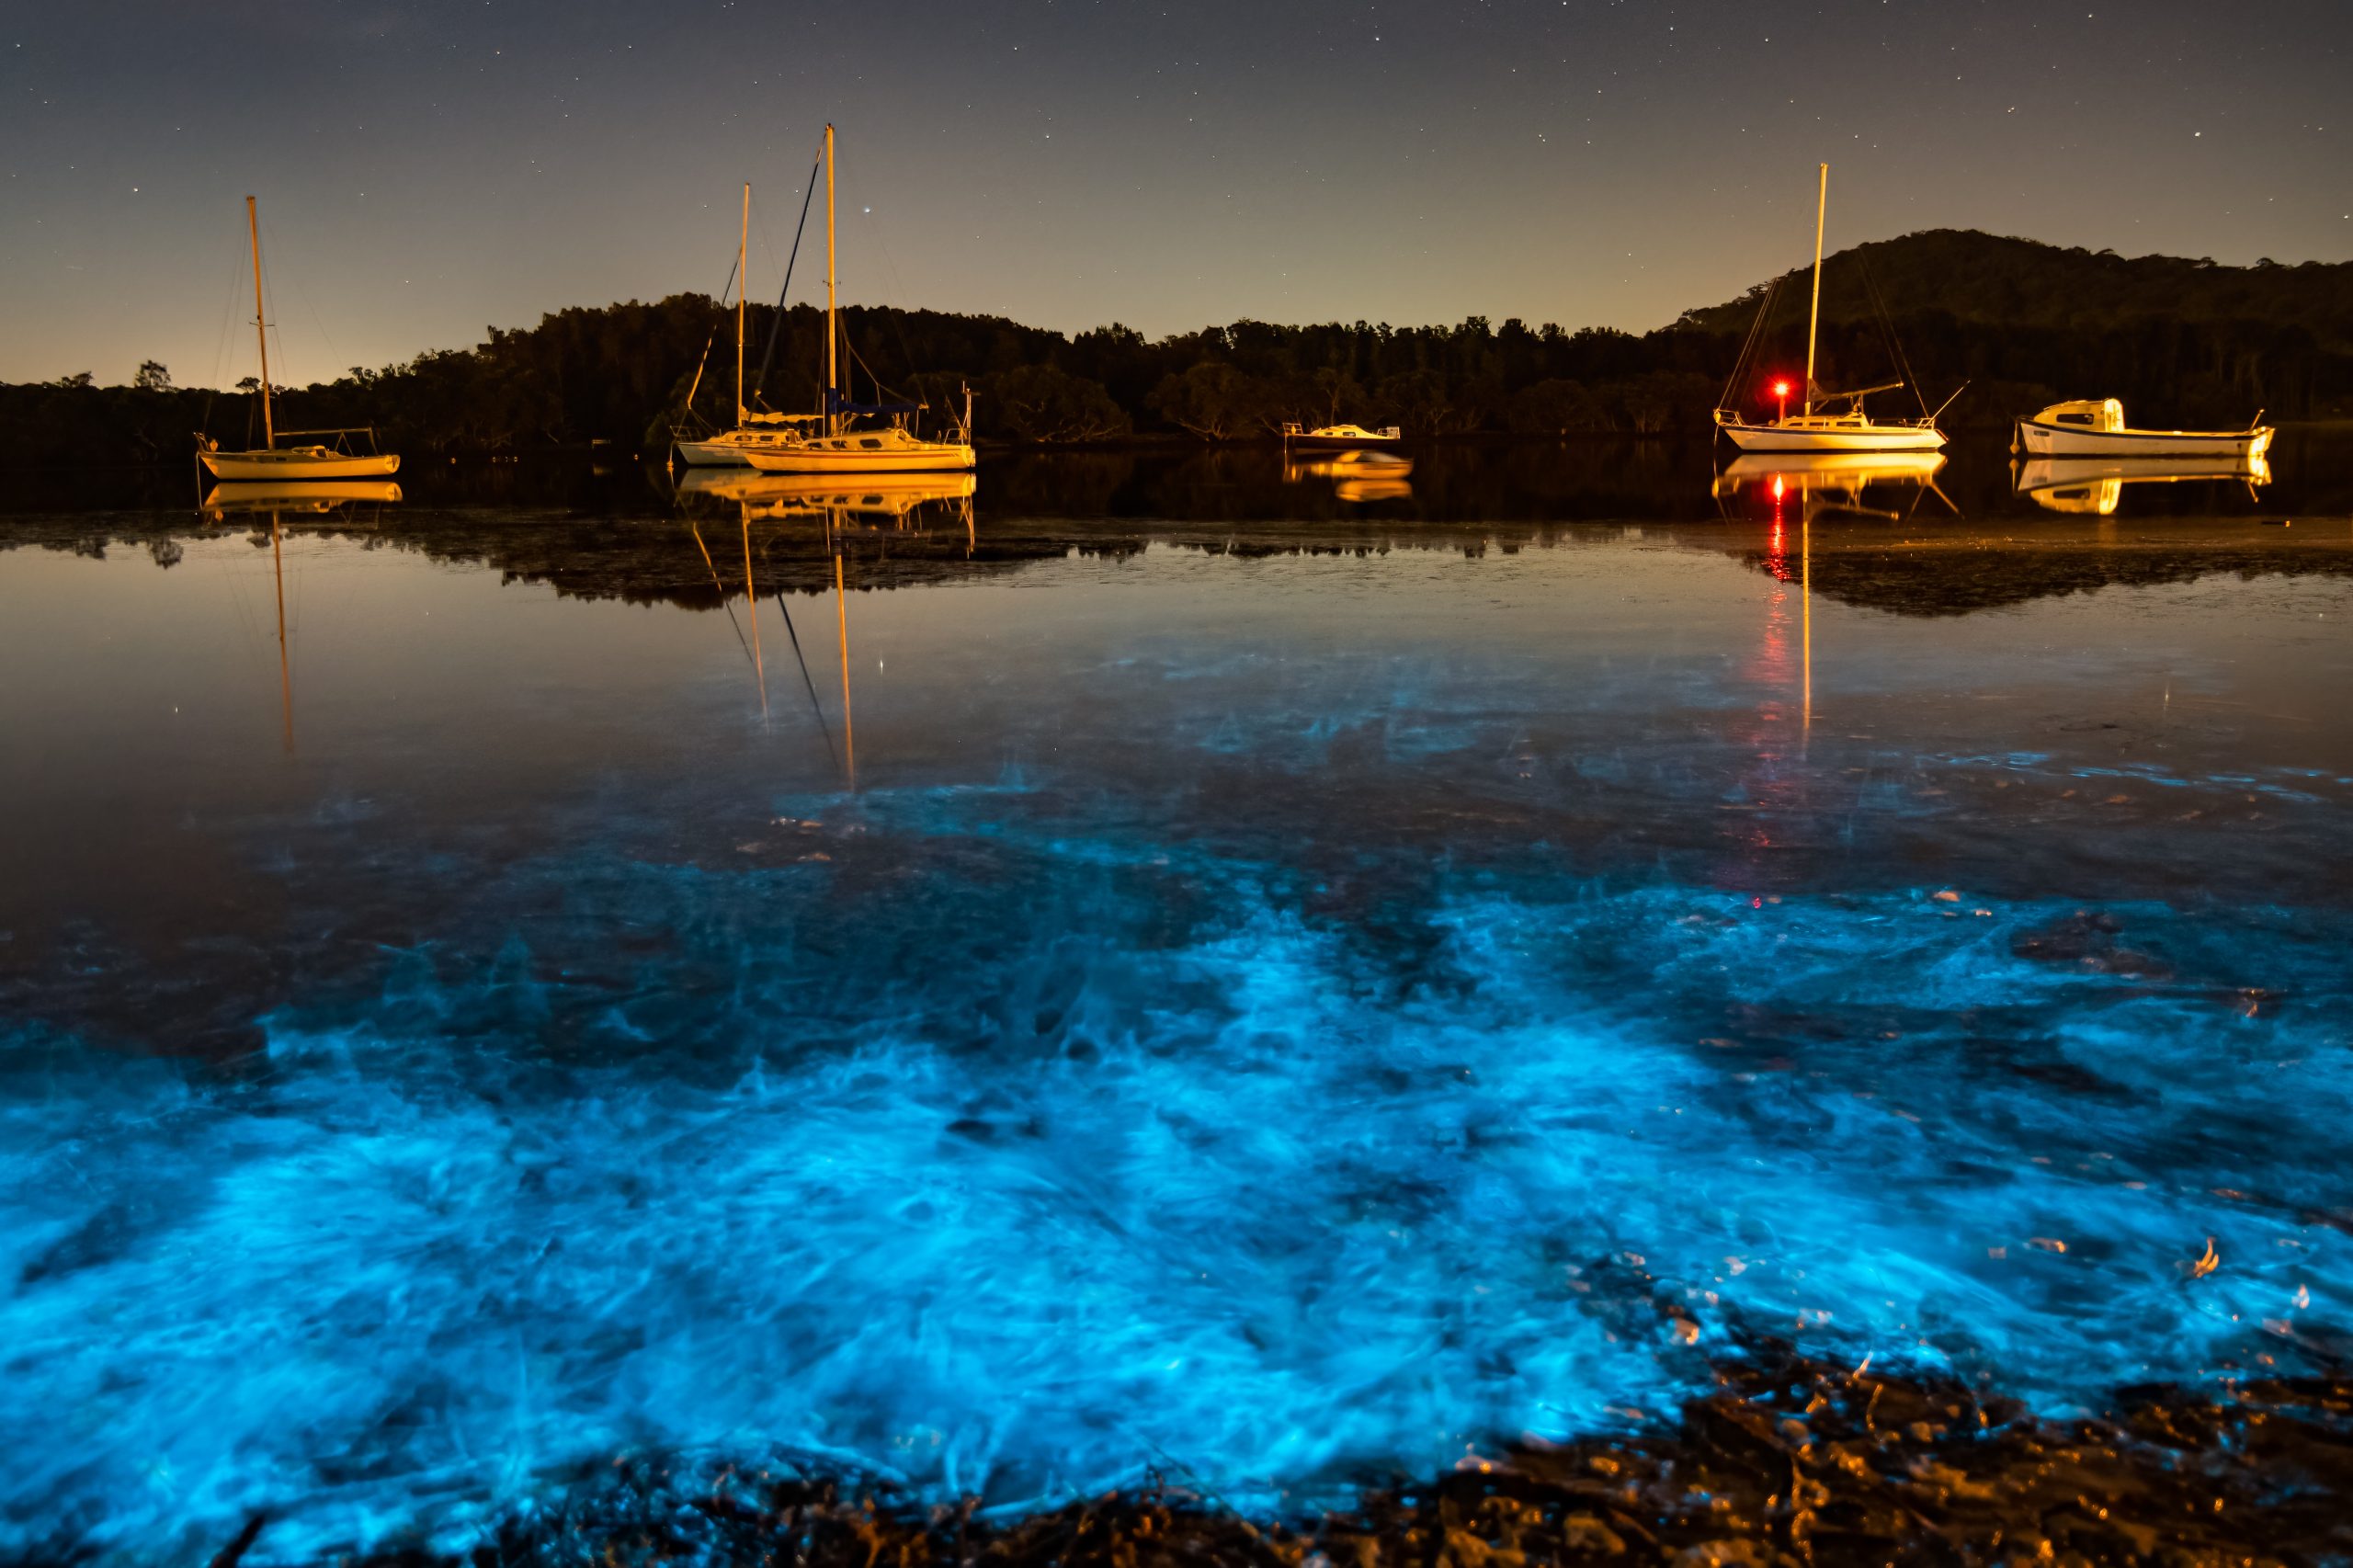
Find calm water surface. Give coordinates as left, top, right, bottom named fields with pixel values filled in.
left=5, top=442, right=2353, bottom=1560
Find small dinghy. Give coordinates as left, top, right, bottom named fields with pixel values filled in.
left=2013, top=399, right=2274, bottom=460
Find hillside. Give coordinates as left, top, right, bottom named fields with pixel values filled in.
left=6, top=230, right=2348, bottom=464
left=1681, top=229, right=2353, bottom=352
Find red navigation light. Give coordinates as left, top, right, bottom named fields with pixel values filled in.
left=1772, top=381, right=1791, bottom=398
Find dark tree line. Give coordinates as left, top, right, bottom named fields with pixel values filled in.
left=6, top=230, right=2347, bottom=466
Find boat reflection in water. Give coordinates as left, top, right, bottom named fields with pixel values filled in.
left=200, top=480, right=404, bottom=517
left=676, top=468, right=976, bottom=543
left=1282, top=449, right=1415, bottom=503
left=1711, top=449, right=1953, bottom=519
left=1711, top=451, right=1957, bottom=735
left=2013, top=453, right=2271, bottom=516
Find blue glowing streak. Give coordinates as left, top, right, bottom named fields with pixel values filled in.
left=3, top=786, right=2349, bottom=1561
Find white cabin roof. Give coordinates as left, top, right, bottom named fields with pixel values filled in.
left=2032, top=399, right=2124, bottom=432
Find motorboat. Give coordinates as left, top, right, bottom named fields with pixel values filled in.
left=1712, top=165, right=1955, bottom=454
left=2013, top=399, right=2275, bottom=460
left=2013, top=452, right=2270, bottom=516
left=1281, top=422, right=1403, bottom=450
left=197, top=197, right=401, bottom=482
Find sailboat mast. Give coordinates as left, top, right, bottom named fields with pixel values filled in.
left=824, top=123, right=837, bottom=437
left=736, top=183, right=750, bottom=426
left=247, top=196, right=276, bottom=449
left=1802, top=162, right=1826, bottom=420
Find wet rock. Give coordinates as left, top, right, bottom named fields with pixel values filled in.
left=2009, top=908, right=2175, bottom=980
left=196, top=1346, right=2336, bottom=1566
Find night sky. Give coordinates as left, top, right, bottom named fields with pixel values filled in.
left=4, top=0, right=2347, bottom=387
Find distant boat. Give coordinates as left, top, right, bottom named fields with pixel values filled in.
left=1282, top=422, right=1403, bottom=451
left=2014, top=452, right=2270, bottom=516
left=2014, top=399, right=2275, bottom=460
left=197, top=197, right=400, bottom=483
left=745, top=125, right=974, bottom=474
left=1712, top=165, right=1953, bottom=454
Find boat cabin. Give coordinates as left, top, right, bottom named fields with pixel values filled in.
left=2032, top=399, right=2125, bottom=433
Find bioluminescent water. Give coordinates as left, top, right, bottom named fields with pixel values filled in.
left=4, top=470, right=2352, bottom=1561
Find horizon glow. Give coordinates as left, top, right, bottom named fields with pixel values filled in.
left=1, top=0, right=2347, bottom=386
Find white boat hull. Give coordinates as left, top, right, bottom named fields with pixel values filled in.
left=675, top=438, right=756, bottom=467
left=1718, top=421, right=1946, bottom=453
left=675, top=428, right=819, bottom=466
left=2014, top=419, right=2274, bottom=459
left=743, top=441, right=976, bottom=474
left=199, top=449, right=401, bottom=481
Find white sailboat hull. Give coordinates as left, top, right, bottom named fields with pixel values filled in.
left=676, top=428, right=820, bottom=466
left=675, top=439, right=756, bottom=467
left=199, top=449, right=401, bottom=481
left=742, top=441, right=976, bottom=474
left=1718, top=421, right=1947, bottom=453
left=2015, top=419, right=2274, bottom=459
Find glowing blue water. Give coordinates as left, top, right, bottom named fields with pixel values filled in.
left=6, top=538, right=2353, bottom=1562
left=6, top=773, right=2350, bottom=1561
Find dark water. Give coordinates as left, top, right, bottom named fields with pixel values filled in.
left=5, top=438, right=2352, bottom=1561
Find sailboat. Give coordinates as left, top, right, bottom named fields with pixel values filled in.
left=1712, top=165, right=1952, bottom=454
left=197, top=198, right=400, bottom=482
left=743, top=125, right=974, bottom=475
left=674, top=184, right=823, bottom=466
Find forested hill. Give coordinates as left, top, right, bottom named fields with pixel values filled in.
left=1681, top=230, right=2353, bottom=351
left=6, top=230, right=2349, bottom=466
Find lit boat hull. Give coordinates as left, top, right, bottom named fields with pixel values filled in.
left=199, top=449, right=401, bottom=481
left=676, top=428, right=818, bottom=466
left=675, top=439, right=755, bottom=467
left=2014, top=419, right=2274, bottom=459
left=742, top=438, right=976, bottom=474
left=1717, top=420, right=1947, bottom=453
left=1285, top=429, right=1404, bottom=451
